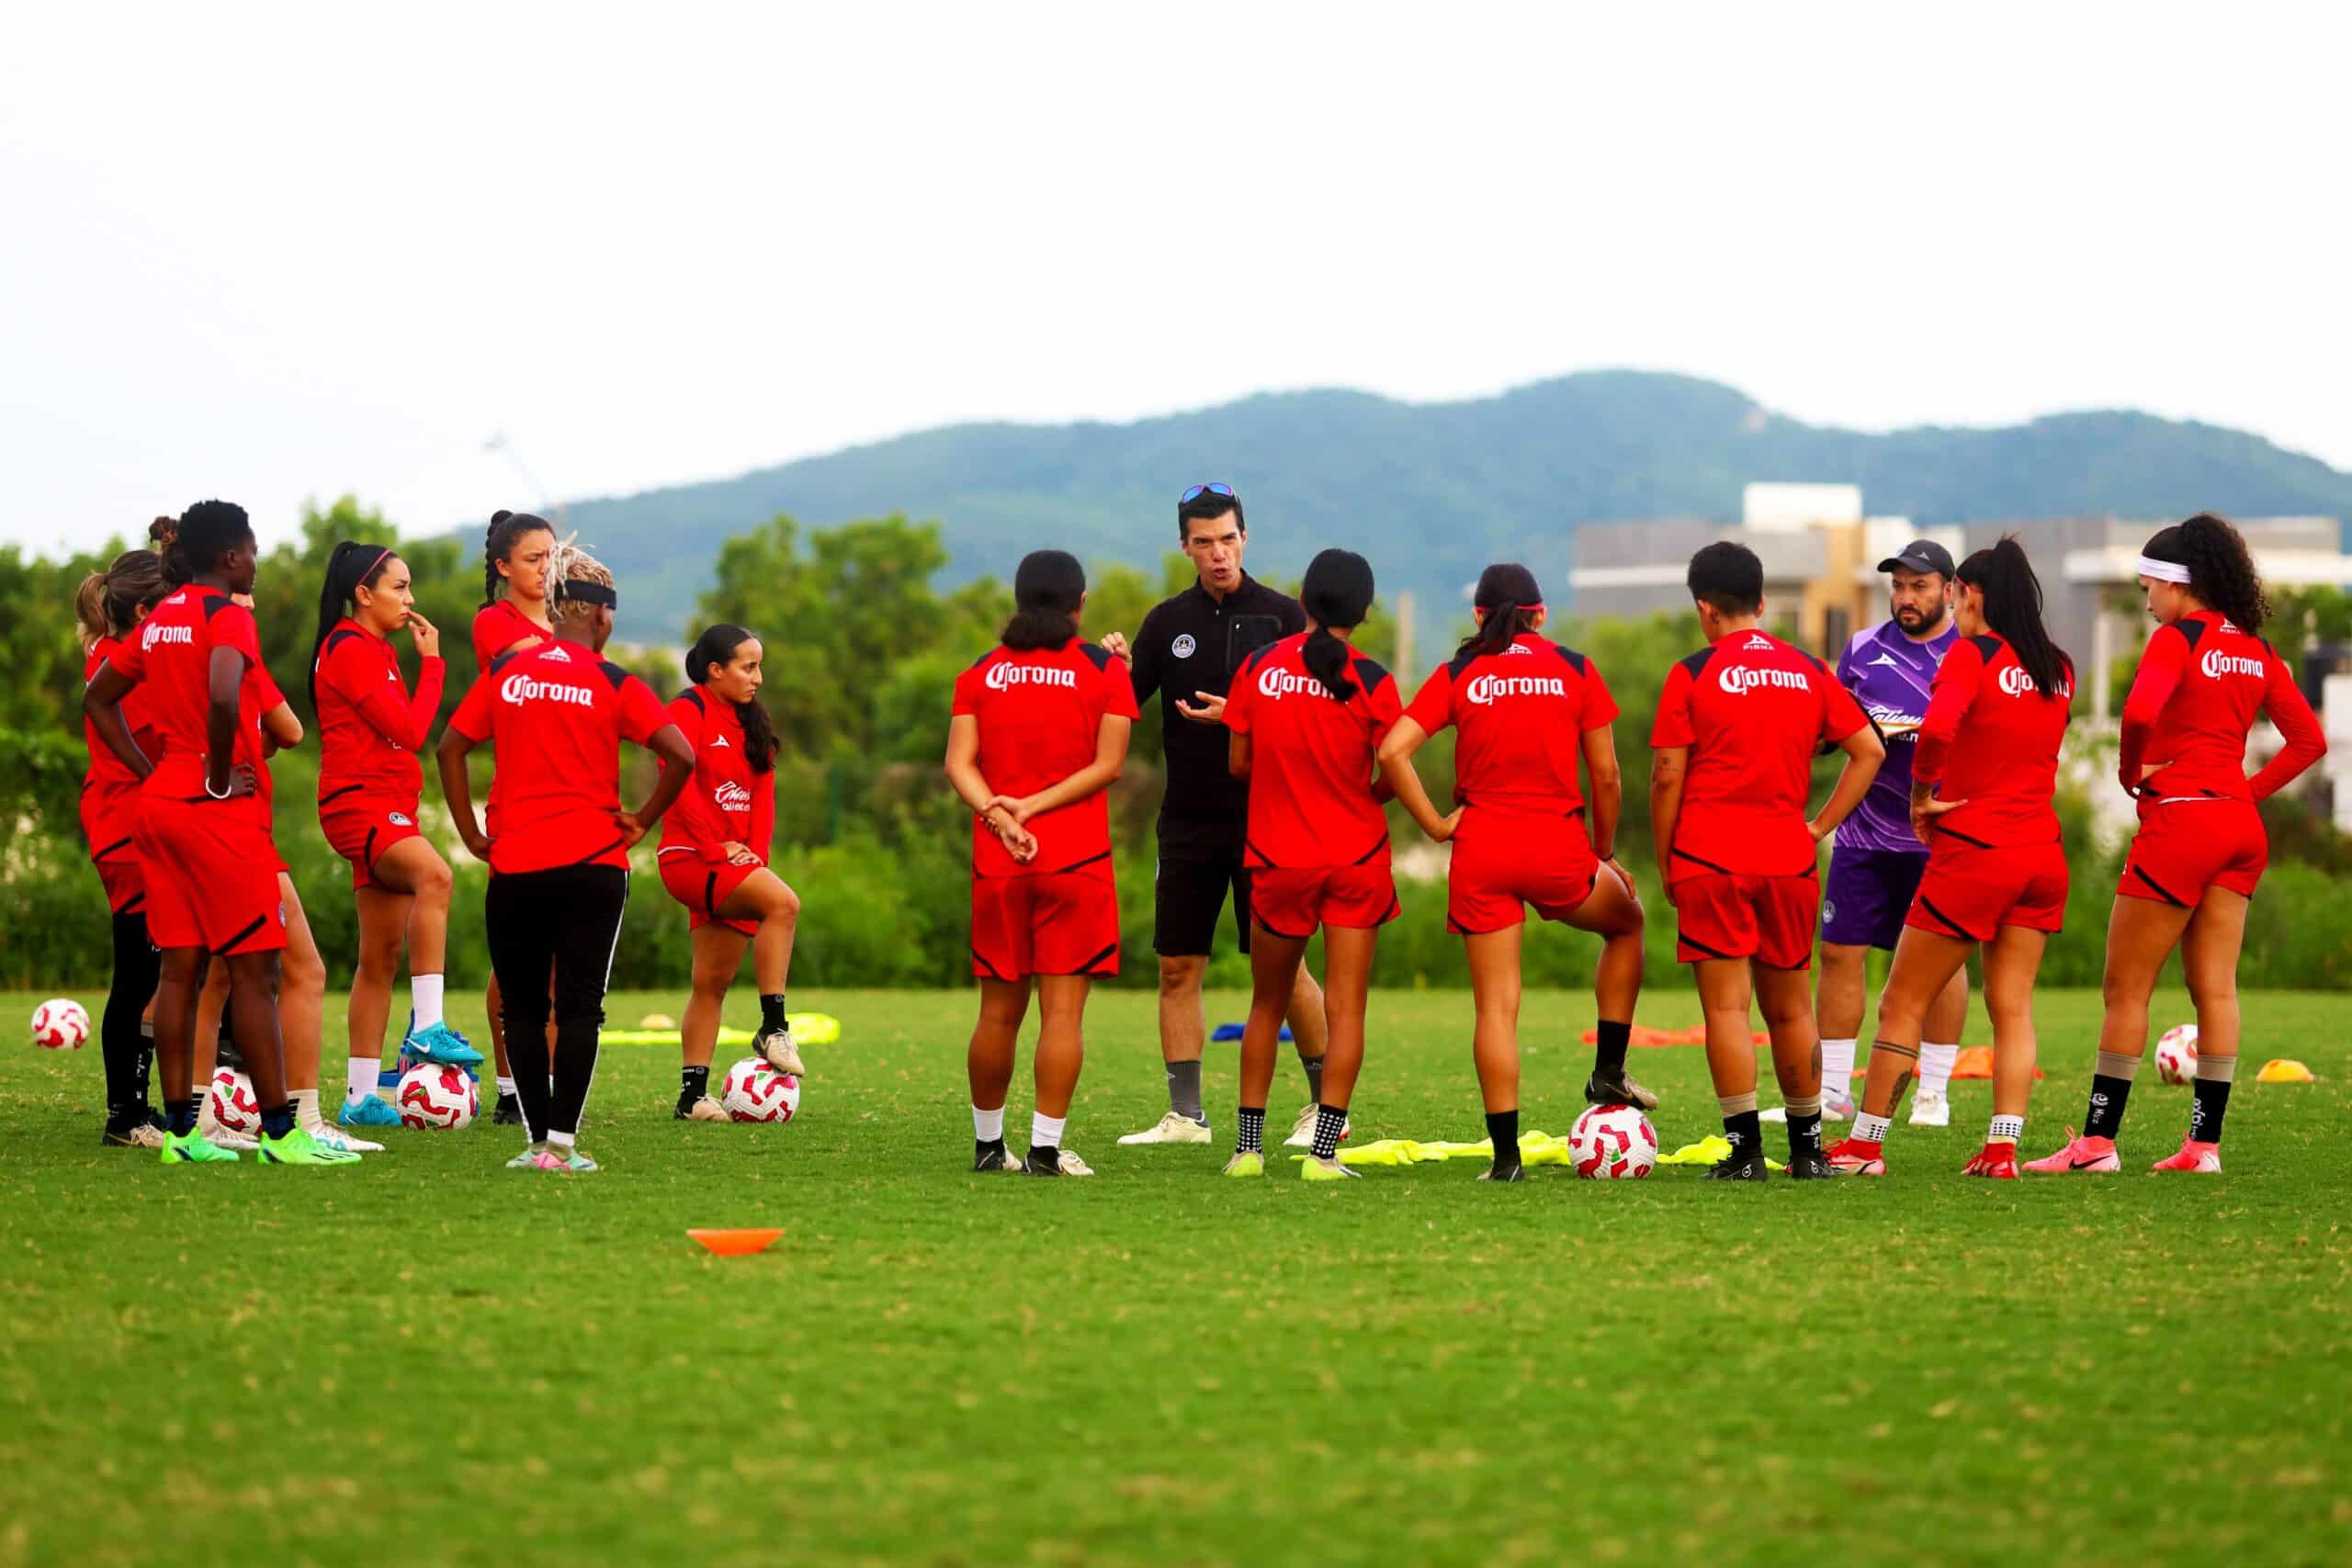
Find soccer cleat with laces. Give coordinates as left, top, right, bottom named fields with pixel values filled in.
left=104, top=1121, right=170, bottom=1149
left=257, top=1125, right=361, bottom=1166
left=1221, top=1150, right=1264, bottom=1177
left=1824, top=1138, right=1886, bottom=1176
left=306, top=1121, right=380, bottom=1155
left=1783, top=1149, right=1838, bottom=1180
left=1962, top=1143, right=2020, bottom=1179
left=2150, top=1138, right=2222, bottom=1173
left=403, top=1021, right=483, bottom=1067
left=2021, top=1128, right=2120, bottom=1174
left=1283, top=1104, right=1349, bottom=1148
left=548, top=1146, right=599, bottom=1172
left=1822, top=1089, right=1855, bottom=1122
left=1300, top=1155, right=1359, bottom=1181
left=972, top=1142, right=1019, bottom=1173
left=160, top=1129, right=241, bottom=1163
left=341, top=1093, right=401, bottom=1129
left=1118, top=1111, right=1212, bottom=1145
left=492, top=1092, right=525, bottom=1126
left=676, top=1096, right=729, bottom=1122
left=1909, top=1089, right=1951, bottom=1128
left=507, top=1142, right=560, bottom=1169
left=196, top=1114, right=259, bottom=1153
left=1584, top=1068, right=1658, bottom=1111
left=1705, top=1154, right=1770, bottom=1181
left=1476, top=1163, right=1524, bottom=1182
left=753, top=1023, right=805, bottom=1079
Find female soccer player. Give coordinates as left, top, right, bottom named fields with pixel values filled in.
left=438, top=545, right=694, bottom=1172
left=76, top=546, right=172, bottom=1146
left=2028, top=514, right=2326, bottom=1175
left=85, top=501, right=355, bottom=1166
left=1377, top=562, right=1651, bottom=1180
left=657, top=623, right=804, bottom=1118
left=311, top=540, right=478, bottom=1133
left=944, top=549, right=1136, bottom=1177
left=1219, top=548, right=1401, bottom=1181
left=470, top=509, right=558, bottom=1123
left=1827, top=538, right=2074, bottom=1179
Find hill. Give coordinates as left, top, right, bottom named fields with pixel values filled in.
left=532, top=371, right=2352, bottom=641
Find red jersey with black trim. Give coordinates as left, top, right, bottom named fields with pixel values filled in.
left=1913, top=633, right=2072, bottom=848
left=1402, top=633, right=1617, bottom=815
left=447, top=638, right=673, bottom=874
left=105, top=585, right=273, bottom=822
left=470, top=599, right=548, bottom=671
left=82, top=637, right=159, bottom=836
left=951, top=638, right=1138, bottom=878
left=1649, top=628, right=1868, bottom=880
left=2118, top=611, right=2324, bottom=803
left=656, top=689, right=775, bottom=866
left=1223, top=633, right=1402, bottom=869
left=315, top=619, right=445, bottom=800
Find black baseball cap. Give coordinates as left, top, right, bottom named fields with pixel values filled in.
left=1877, top=539, right=1956, bottom=578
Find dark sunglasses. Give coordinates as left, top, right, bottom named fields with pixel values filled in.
left=1180, top=482, right=1237, bottom=504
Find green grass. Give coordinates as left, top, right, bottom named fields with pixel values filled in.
left=3, top=985, right=2347, bottom=1568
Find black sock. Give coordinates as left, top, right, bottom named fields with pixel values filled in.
left=1236, top=1106, right=1266, bottom=1156
left=1788, top=1111, right=1825, bottom=1159
left=216, top=1022, right=244, bottom=1073
left=760, top=993, right=786, bottom=1032
left=259, top=1100, right=295, bottom=1139
left=1593, top=1019, right=1633, bottom=1077
left=2190, top=1078, right=2232, bottom=1145
left=679, top=1065, right=710, bottom=1107
left=1300, top=1053, right=1325, bottom=1104
left=170, top=1096, right=199, bottom=1136
left=1487, top=1109, right=1521, bottom=1171
left=2084, top=1075, right=2133, bottom=1140
left=1722, top=1109, right=1763, bottom=1164
left=1167, top=1060, right=1205, bottom=1123
left=135, top=1022, right=156, bottom=1111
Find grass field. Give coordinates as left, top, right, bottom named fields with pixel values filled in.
left=2, top=984, right=2346, bottom=1568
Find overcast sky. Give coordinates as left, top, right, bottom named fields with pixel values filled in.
left=5, top=3, right=2346, bottom=556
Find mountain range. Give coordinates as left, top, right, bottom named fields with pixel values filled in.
left=530, top=371, right=2352, bottom=641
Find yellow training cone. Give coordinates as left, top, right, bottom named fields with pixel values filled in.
left=2256, top=1058, right=2317, bottom=1083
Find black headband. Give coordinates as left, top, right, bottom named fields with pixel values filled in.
left=558, top=581, right=617, bottom=608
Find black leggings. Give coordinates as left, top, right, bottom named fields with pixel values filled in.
left=104, top=911, right=162, bottom=1124
left=485, top=864, right=628, bottom=1141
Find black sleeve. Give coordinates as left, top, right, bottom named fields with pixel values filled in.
left=1277, top=594, right=1307, bottom=634
left=1129, top=605, right=1162, bottom=705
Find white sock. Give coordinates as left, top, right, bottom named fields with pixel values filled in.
left=1820, top=1038, right=1857, bottom=1100
left=1921, top=1043, right=1958, bottom=1098
left=1987, top=1112, right=2025, bottom=1145
left=548, top=1128, right=575, bottom=1147
left=345, top=1057, right=380, bottom=1103
left=1031, top=1112, right=1067, bottom=1150
left=496, top=1076, right=517, bottom=1096
left=1853, top=1111, right=1893, bottom=1144
left=293, top=1089, right=322, bottom=1132
left=973, top=1105, right=1004, bottom=1142
left=411, top=974, right=445, bottom=1030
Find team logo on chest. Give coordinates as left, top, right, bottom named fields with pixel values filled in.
left=713, top=781, right=752, bottom=813
left=986, top=662, right=1077, bottom=692
left=1171, top=634, right=1196, bottom=659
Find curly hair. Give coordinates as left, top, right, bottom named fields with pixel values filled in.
left=2169, top=513, right=2269, bottom=633
left=546, top=537, right=614, bottom=629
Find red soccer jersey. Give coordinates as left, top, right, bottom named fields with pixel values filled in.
left=1913, top=634, right=2072, bottom=847
left=1223, top=633, right=1402, bottom=869
left=315, top=619, right=446, bottom=801
left=471, top=599, right=548, bottom=671
left=82, top=637, right=159, bottom=820
left=106, top=585, right=272, bottom=819
left=1402, top=634, right=1617, bottom=815
left=447, top=639, right=673, bottom=874
left=1649, top=628, right=1869, bottom=880
left=2118, top=611, right=2325, bottom=803
left=656, top=689, right=775, bottom=866
left=952, top=638, right=1138, bottom=878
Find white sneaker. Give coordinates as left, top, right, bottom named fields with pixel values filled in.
left=1909, top=1089, right=1951, bottom=1128
left=1055, top=1149, right=1095, bottom=1176
left=1117, top=1111, right=1211, bottom=1145
left=679, top=1096, right=729, bottom=1122
left=754, top=1024, right=805, bottom=1078
left=198, top=1112, right=259, bottom=1153
left=305, top=1119, right=382, bottom=1154
left=1283, top=1104, right=1351, bottom=1148
left=1762, top=1093, right=1853, bottom=1125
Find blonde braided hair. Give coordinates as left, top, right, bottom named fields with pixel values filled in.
left=545, top=534, right=614, bottom=630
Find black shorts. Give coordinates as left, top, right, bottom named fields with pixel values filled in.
left=1154, top=854, right=1252, bottom=958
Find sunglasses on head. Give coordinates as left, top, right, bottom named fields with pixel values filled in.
left=1180, top=482, right=1237, bottom=504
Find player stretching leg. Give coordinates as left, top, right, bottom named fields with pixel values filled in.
left=85, top=501, right=355, bottom=1166
left=1379, top=563, right=1650, bottom=1179
left=1828, top=540, right=2074, bottom=1179
left=1220, top=551, right=1400, bottom=1181
left=471, top=510, right=558, bottom=1124
left=1649, top=544, right=1883, bottom=1182
left=2028, top=516, right=2325, bottom=1175
left=440, top=546, right=692, bottom=1171
left=311, top=541, right=477, bottom=1135
left=946, top=551, right=1136, bottom=1176
left=75, top=546, right=173, bottom=1145
left=657, top=624, right=803, bottom=1118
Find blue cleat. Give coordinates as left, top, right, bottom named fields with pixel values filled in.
left=404, top=1021, right=483, bottom=1067
left=341, top=1093, right=403, bottom=1129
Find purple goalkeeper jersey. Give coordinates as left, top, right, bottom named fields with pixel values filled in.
left=1833, top=617, right=1959, bottom=854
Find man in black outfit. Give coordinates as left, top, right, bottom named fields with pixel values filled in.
left=1102, top=484, right=1332, bottom=1149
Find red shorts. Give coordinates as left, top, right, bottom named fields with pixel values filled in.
left=660, top=852, right=762, bottom=937
left=1447, top=809, right=1598, bottom=934
left=1250, top=861, right=1399, bottom=938
left=82, top=794, right=146, bottom=914
left=971, top=864, right=1121, bottom=981
left=1673, top=871, right=1819, bottom=969
left=134, top=795, right=288, bottom=955
left=318, top=790, right=424, bottom=890
left=1907, top=838, right=2068, bottom=942
left=2119, top=798, right=2267, bottom=908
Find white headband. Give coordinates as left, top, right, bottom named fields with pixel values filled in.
left=2135, top=555, right=2191, bottom=584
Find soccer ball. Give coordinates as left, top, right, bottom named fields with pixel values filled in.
left=395, top=1063, right=479, bottom=1130
left=720, top=1057, right=800, bottom=1123
left=2154, top=1024, right=2199, bottom=1086
left=1569, top=1103, right=1657, bottom=1179
left=30, top=998, right=89, bottom=1050
left=208, top=1067, right=260, bottom=1134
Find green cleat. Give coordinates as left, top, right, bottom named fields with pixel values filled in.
left=256, top=1125, right=362, bottom=1166
left=160, top=1130, right=241, bottom=1164
left=1222, top=1150, right=1265, bottom=1178
left=508, top=1142, right=561, bottom=1169
left=1300, top=1155, right=1360, bottom=1181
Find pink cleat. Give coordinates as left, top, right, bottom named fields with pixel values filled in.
left=2022, top=1128, right=2119, bottom=1174
left=1962, top=1143, right=2020, bottom=1179
left=1825, top=1136, right=1886, bottom=1176
left=2150, top=1139, right=2222, bottom=1173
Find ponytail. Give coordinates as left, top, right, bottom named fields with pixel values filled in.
left=308, top=541, right=401, bottom=707
left=76, top=548, right=171, bottom=651
left=481, top=509, right=555, bottom=607
left=1957, top=537, right=2071, bottom=701
left=685, top=624, right=780, bottom=774
left=149, top=516, right=185, bottom=587
left=1298, top=548, right=1376, bottom=700
left=1001, top=549, right=1085, bottom=651
left=1457, top=561, right=1544, bottom=661
left=74, top=572, right=110, bottom=653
